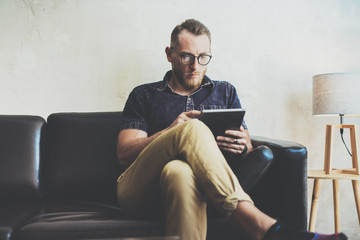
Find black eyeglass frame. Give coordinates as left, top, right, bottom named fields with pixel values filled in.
left=170, top=47, right=212, bottom=66
left=178, top=53, right=212, bottom=66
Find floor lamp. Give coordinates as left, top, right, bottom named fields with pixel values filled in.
left=308, top=73, right=360, bottom=233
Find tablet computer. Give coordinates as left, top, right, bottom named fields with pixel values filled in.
left=198, top=108, right=246, bottom=137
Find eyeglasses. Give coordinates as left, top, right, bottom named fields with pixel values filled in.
left=178, top=53, right=212, bottom=66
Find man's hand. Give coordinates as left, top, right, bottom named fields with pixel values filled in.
left=216, top=126, right=252, bottom=154
left=167, top=110, right=201, bottom=129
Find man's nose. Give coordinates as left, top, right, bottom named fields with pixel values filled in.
left=190, top=58, right=200, bottom=70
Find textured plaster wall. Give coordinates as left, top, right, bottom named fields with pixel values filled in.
left=1, top=0, right=360, bottom=238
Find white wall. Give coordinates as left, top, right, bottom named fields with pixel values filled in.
left=1, top=0, right=360, bottom=238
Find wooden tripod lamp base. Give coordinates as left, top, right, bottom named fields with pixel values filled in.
left=324, top=124, right=359, bottom=175
left=308, top=124, right=360, bottom=233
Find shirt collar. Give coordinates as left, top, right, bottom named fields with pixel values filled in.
left=158, top=70, right=215, bottom=92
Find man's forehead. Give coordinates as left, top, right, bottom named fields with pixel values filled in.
left=177, top=30, right=211, bottom=52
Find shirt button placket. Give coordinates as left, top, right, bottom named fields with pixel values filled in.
left=186, top=97, right=194, bottom=111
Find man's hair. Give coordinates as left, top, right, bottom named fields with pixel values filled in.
left=170, top=19, right=211, bottom=48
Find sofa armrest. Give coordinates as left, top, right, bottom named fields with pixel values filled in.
left=249, top=136, right=308, bottom=231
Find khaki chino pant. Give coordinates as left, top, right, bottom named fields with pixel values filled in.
left=117, top=120, right=253, bottom=240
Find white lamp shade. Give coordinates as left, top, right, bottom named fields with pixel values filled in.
left=313, top=73, right=360, bottom=116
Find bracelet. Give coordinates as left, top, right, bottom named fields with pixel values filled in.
left=241, top=145, right=248, bottom=156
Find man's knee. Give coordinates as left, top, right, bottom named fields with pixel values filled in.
left=177, top=119, right=213, bottom=140
left=184, top=119, right=209, bottom=131
left=160, top=160, right=194, bottom=187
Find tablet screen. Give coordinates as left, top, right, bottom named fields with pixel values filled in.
left=198, top=108, right=246, bottom=137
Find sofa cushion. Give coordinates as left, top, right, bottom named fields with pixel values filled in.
left=42, top=112, right=123, bottom=202
left=13, top=201, right=164, bottom=240
left=0, top=203, right=41, bottom=240
left=14, top=200, right=254, bottom=240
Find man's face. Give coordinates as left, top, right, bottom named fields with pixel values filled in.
left=167, top=30, right=211, bottom=91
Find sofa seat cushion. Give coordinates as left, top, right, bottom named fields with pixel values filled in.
left=13, top=201, right=164, bottom=240
left=12, top=201, right=251, bottom=240
left=0, top=202, right=41, bottom=240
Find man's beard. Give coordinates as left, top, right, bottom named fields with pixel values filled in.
left=173, top=69, right=206, bottom=91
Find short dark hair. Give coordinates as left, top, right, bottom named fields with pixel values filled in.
left=170, top=19, right=211, bottom=48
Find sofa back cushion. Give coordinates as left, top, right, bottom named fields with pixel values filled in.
left=42, top=112, right=123, bottom=203
left=0, top=115, right=45, bottom=202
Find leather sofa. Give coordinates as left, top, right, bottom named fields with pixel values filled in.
left=0, top=112, right=308, bottom=240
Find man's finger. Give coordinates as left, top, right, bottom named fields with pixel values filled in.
left=185, top=110, right=201, bottom=118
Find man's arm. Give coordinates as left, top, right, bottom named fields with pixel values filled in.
left=117, top=110, right=201, bottom=168
left=116, top=128, right=166, bottom=168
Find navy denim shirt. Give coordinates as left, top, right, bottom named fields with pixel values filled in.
left=120, top=70, right=246, bottom=136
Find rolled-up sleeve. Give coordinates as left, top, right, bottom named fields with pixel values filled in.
left=120, top=88, right=148, bottom=133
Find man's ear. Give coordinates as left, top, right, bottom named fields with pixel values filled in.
left=165, top=46, right=172, bottom=62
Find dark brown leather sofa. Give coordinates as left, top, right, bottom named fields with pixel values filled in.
left=0, top=112, right=308, bottom=240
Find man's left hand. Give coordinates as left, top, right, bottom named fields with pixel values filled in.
left=216, top=126, right=251, bottom=154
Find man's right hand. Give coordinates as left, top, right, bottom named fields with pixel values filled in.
left=167, top=110, right=201, bottom=129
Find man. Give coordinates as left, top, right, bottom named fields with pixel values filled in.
left=116, top=19, right=347, bottom=240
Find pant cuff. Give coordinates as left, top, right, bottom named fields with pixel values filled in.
left=221, top=192, right=254, bottom=217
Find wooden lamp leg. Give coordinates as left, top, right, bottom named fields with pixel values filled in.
left=309, top=179, right=321, bottom=232
left=324, top=125, right=334, bottom=174
left=333, top=179, right=340, bottom=233
left=350, top=125, right=359, bottom=175
left=352, top=180, right=360, bottom=224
